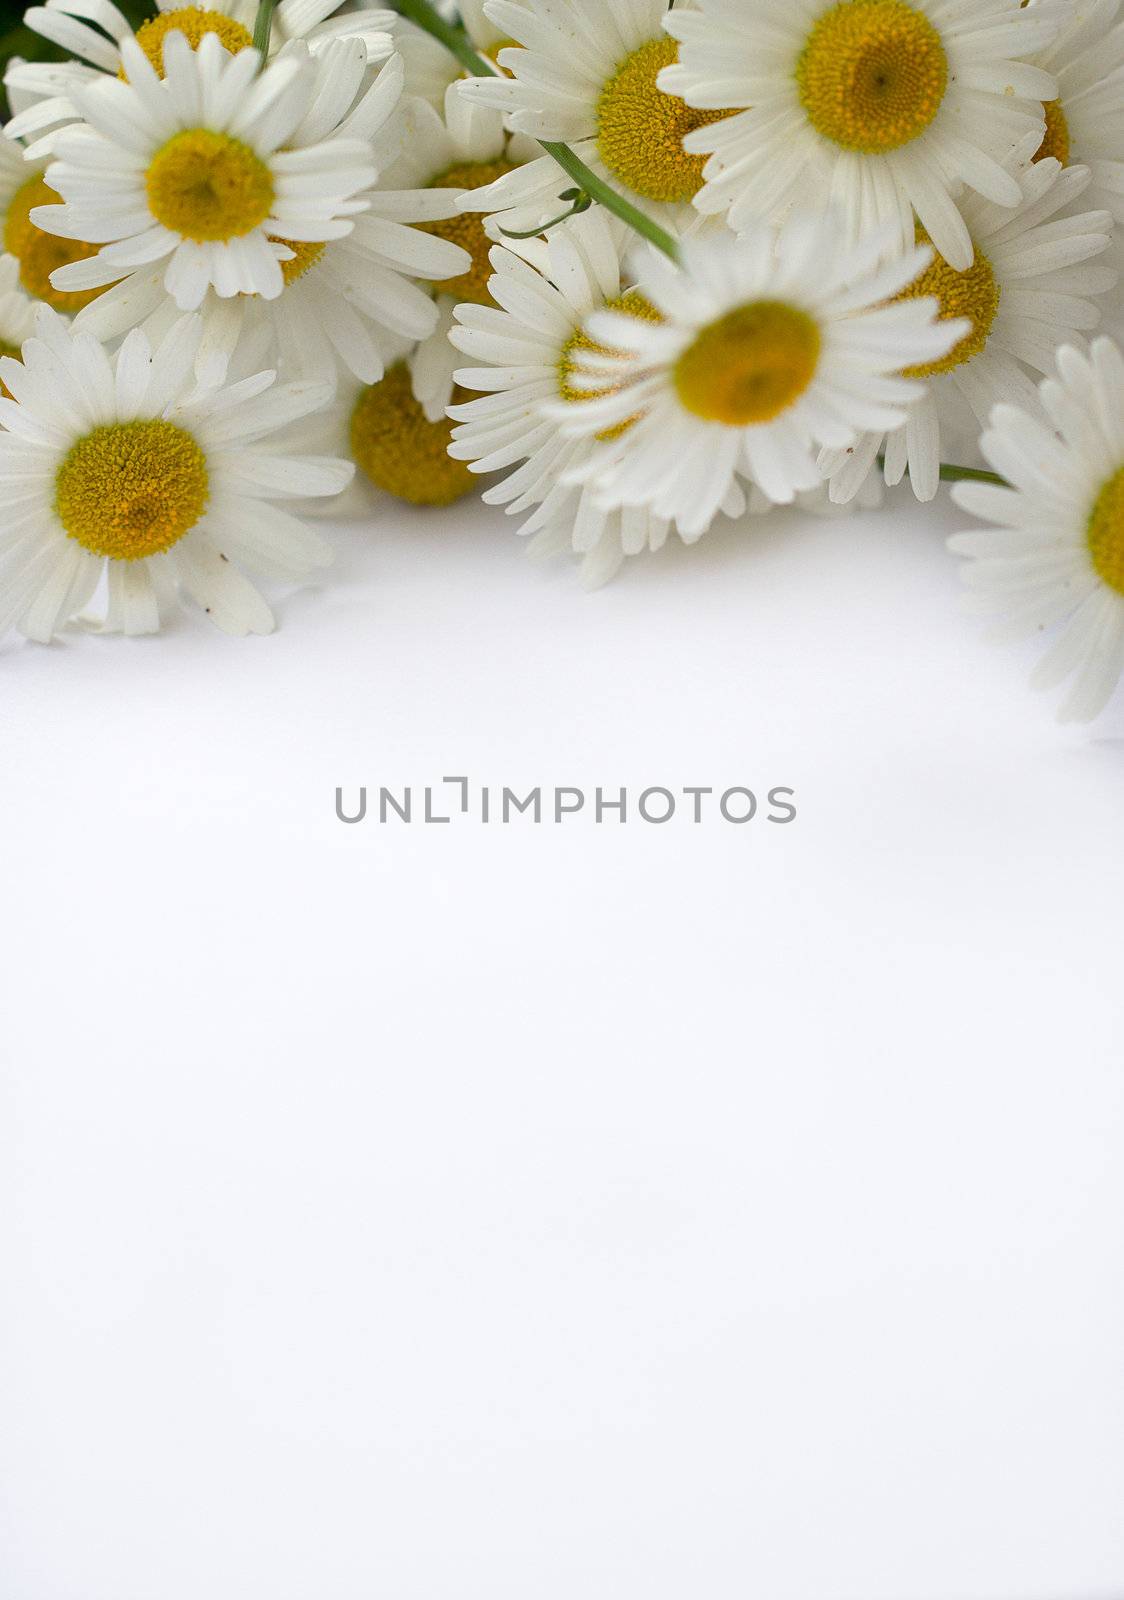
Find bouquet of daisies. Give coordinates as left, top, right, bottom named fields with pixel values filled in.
left=1, top=0, right=1122, bottom=721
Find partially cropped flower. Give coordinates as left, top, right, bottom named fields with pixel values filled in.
left=380, top=85, right=537, bottom=420
left=4, top=0, right=397, bottom=159
left=0, top=123, right=107, bottom=315
left=0, top=308, right=350, bottom=641
left=824, top=135, right=1117, bottom=503
left=447, top=210, right=744, bottom=582
left=397, top=0, right=511, bottom=108
left=660, top=0, right=1068, bottom=271
left=455, top=0, right=725, bottom=233
left=1028, top=0, right=1124, bottom=267
left=65, top=46, right=471, bottom=391
left=950, top=338, right=1124, bottom=723
left=31, top=33, right=378, bottom=315
left=551, top=214, right=968, bottom=536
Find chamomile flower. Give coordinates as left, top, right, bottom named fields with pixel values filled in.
left=397, top=0, right=513, bottom=109
left=823, top=135, right=1116, bottom=504
left=0, top=125, right=107, bottom=314
left=0, top=308, right=351, bottom=641
left=30, top=32, right=378, bottom=314
left=551, top=214, right=968, bottom=536
left=660, top=0, right=1068, bottom=271
left=63, top=46, right=472, bottom=391
left=455, top=0, right=726, bottom=233
left=1027, top=0, right=1124, bottom=266
left=950, top=338, right=1124, bottom=722
left=380, top=85, right=537, bottom=420
left=4, top=0, right=397, bottom=159
left=446, top=210, right=742, bottom=578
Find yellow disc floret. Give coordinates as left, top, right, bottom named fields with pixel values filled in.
left=420, top=158, right=518, bottom=305
left=596, top=37, right=731, bottom=204
left=146, top=129, right=274, bottom=243
left=271, top=236, right=327, bottom=285
left=127, top=7, right=255, bottom=77
left=1087, top=465, right=1124, bottom=595
left=55, top=419, right=210, bottom=560
left=349, top=363, right=476, bottom=507
left=674, top=301, right=822, bottom=426
left=559, top=290, right=662, bottom=440
left=796, top=0, right=949, bottom=154
left=1034, top=99, right=1070, bottom=165
left=894, top=225, right=1000, bottom=377
left=3, top=174, right=107, bottom=312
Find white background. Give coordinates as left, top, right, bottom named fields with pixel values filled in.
left=2, top=490, right=1122, bottom=1600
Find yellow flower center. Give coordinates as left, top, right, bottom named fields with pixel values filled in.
left=1086, top=465, right=1124, bottom=595
left=1034, top=99, right=1070, bottom=165
left=673, top=301, right=822, bottom=426
left=126, top=7, right=255, bottom=77
left=558, top=289, right=662, bottom=440
left=146, top=129, right=274, bottom=243
left=420, top=158, right=518, bottom=305
left=349, top=364, right=476, bottom=507
left=0, top=342, right=21, bottom=401
left=55, top=419, right=210, bottom=560
left=273, top=236, right=326, bottom=285
left=3, top=174, right=107, bottom=312
left=894, top=226, right=1000, bottom=377
left=796, top=0, right=949, bottom=154
left=596, top=37, right=732, bottom=204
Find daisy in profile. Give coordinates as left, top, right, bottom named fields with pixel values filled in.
left=446, top=210, right=744, bottom=582
left=30, top=32, right=378, bottom=313
left=823, top=135, right=1116, bottom=504
left=379, top=85, right=537, bottom=421
left=950, top=338, right=1124, bottom=722
left=0, top=308, right=351, bottom=641
left=455, top=0, right=733, bottom=231
left=660, top=0, right=1068, bottom=270
left=4, top=0, right=397, bottom=158
left=552, top=214, right=969, bottom=536
left=64, top=46, right=472, bottom=392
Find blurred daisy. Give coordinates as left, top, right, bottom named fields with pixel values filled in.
left=397, top=0, right=512, bottom=109
left=824, top=136, right=1116, bottom=503
left=660, top=0, right=1068, bottom=270
left=0, top=308, right=351, bottom=641
left=455, top=0, right=729, bottom=232
left=0, top=253, right=39, bottom=365
left=447, top=210, right=743, bottom=579
left=66, top=46, right=472, bottom=391
left=551, top=214, right=968, bottom=536
left=4, top=0, right=397, bottom=159
left=31, top=33, right=377, bottom=313
left=380, top=85, right=537, bottom=420
left=950, top=338, right=1124, bottom=722
left=0, top=125, right=107, bottom=314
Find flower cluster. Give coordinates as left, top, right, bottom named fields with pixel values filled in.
left=0, top=0, right=1123, bottom=719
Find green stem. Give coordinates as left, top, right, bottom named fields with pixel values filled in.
left=392, top=0, right=682, bottom=261
left=252, top=0, right=275, bottom=57
left=877, top=455, right=1007, bottom=488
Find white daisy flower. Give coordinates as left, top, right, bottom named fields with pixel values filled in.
left=950, top=338, right=1124, bottom=722
left=62, top=46, right=472, bottom=391
left=549, top=213, right=969, bottom=536
left=0, top=121, right=113, bottom=316
left=30, top=32, right=378, bottom=314
left=4, top=0, right=397, bottom=159
left=660, top=0, right=1069, bottom=271
left=379, top=85, right=538, bottom=420
left=446, top=209, right=742, bottom=580
left=454, top=0, right=728, bottom=233
left=1028, top=0, right=1124, bottom=269
left=0, top=307, right=351, bottom=641
left=824, top=133, right=1117, bottom=504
